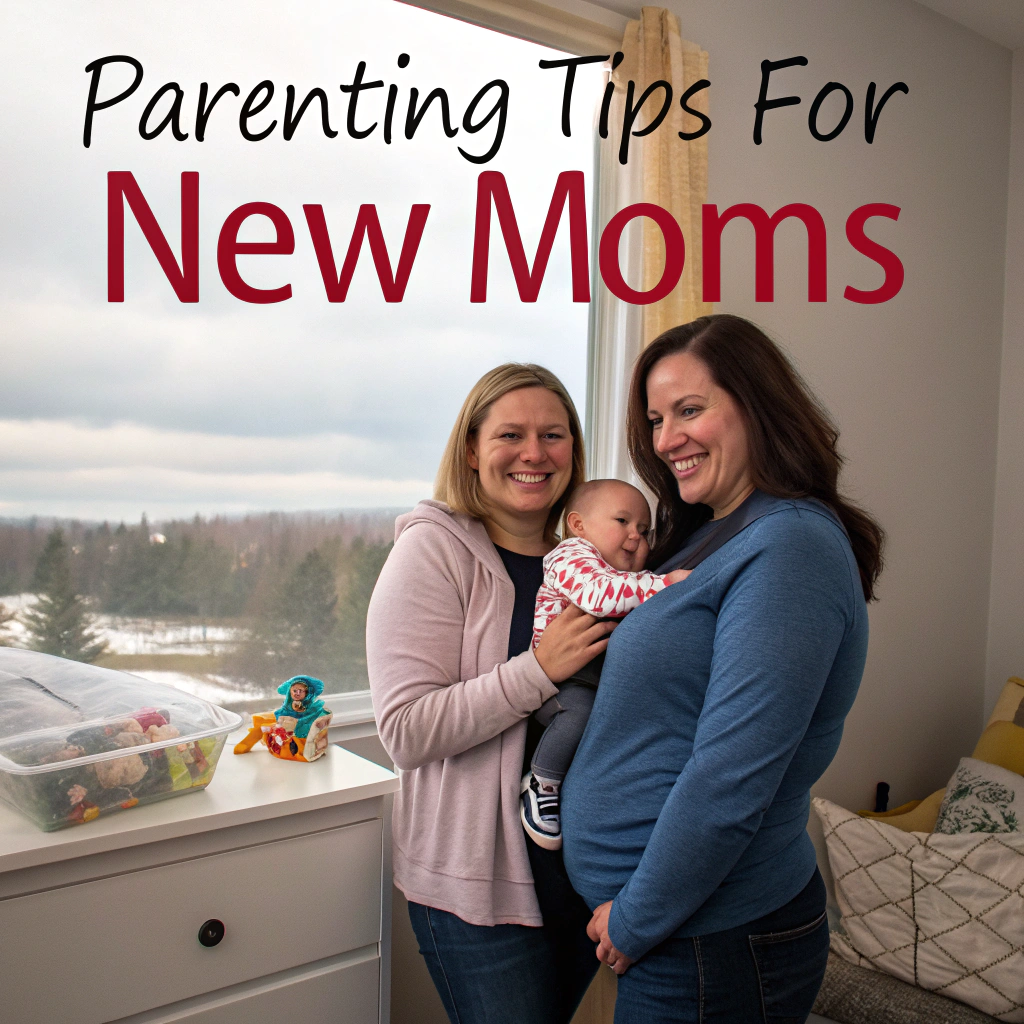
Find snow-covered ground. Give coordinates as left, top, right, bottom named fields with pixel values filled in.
left=92, top=619, right=241, bottom=656
left=0, top=594, right=244, bottom=655
left=126, top=670, right=254, bottom=705
left=0, top=594, right=256, bottom=707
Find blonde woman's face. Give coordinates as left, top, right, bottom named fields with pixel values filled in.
left=467, top=387, right=574, bottom=526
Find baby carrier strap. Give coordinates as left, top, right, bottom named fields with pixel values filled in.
left=656, top=491, right=837, bottom=573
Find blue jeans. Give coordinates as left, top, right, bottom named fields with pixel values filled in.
left=408, top=843, right=599, bottom=1024
left=614, top=869, right=829, bottom=1024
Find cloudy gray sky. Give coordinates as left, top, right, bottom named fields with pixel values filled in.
left=0, top=1, right=605, bottom=521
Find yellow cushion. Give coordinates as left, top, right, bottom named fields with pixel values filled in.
left=987, top=676, right=1024, bottom=729
left=863, top=798, right=921, bottom=817
left=972, top=720, right=1024, bottom=777
left=859, top=788, right=946, bottom=832
left=855, top=678, right=1024, bottom=835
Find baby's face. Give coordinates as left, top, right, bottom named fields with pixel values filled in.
left=572, top=483, right=651, bottom=572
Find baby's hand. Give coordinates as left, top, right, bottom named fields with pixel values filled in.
left=664, top=568, right=692, bottom=585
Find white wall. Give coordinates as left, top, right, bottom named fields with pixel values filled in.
left=381, top=6, right=1014, bottom=1016
left=594, top=0, right=1010, bottom=790
left=577, top=0, right=1012, bottom=892
left=987, top=49, right=1024, bottom=717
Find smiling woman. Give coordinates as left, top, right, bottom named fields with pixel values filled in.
left=562, top=315, right=885, bottom=1024
left=434, top=364, right=587, bottom=552
left=465, top=388, right=576, bottom=552
left=627, top=315, right=885, bottom=589
left=645, top=350, right=755, bottom=521
left=366, top=362, right=611, bottom=1024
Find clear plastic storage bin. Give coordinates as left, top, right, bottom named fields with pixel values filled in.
left=0, top=649, right=242, bottom=831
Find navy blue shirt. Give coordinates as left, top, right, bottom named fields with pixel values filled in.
left=494, top=544, right=546, bottom=772
left=561, top=494, right=868, bottom=960
left=494, top=544, right=544, bottom=660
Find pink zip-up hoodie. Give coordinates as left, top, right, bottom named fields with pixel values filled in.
left=366, top=500, right=559, bottom=927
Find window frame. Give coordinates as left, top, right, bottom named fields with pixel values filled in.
left=401, top=0, right=625, bottom=56
left=322, top=0, right=633, bottom=730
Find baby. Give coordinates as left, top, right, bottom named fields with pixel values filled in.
left=521, top=478, right=689, bottom=849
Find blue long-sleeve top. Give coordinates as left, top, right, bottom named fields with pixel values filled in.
left=561, top=493, right=868, bottom=961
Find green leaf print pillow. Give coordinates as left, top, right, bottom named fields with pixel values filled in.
left=934, top=757, right=1024, bottom=834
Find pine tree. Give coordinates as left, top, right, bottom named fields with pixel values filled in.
left=0, top=602, right=16, bottom=645
left=331, top=538, right=392, bottom=690
left=226, top=548, right=338, bottom=686
left=23, top=529, right=108, bottom=663
left=269, top=549, right=338, bottom=678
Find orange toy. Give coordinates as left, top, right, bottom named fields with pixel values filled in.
left=233, top=712, right=277, bottom=755
left=233, top=676, right=332, bottom=763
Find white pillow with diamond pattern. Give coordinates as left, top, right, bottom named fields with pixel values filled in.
left=813, top=796, right=1024, bottom=1022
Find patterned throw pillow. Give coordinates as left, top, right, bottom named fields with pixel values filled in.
left=935, top=758, right=1024, bottom=835
left=814, top=797, right=1024, bottom=1021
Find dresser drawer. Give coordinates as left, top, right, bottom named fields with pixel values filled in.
left=0, top=819, right=383, bottom=1024
left=128, top=951, right=380, bottom=1024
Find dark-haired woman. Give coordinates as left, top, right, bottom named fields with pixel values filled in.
left=562, top=315, right=884, bottom=1024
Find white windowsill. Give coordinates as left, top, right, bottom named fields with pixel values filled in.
left=223, top=689, right=379, bottom=743
left=324, top=690, right=380, bottom=741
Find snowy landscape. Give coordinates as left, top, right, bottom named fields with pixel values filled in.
left=1, top=593, right=255, bottom=705
left=0, top=510, right=398, bottom=709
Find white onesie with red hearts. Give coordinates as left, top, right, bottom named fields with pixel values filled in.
left=531, top=536, right=669, bottom=647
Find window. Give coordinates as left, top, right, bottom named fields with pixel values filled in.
left=0, top=0, right=610, bottom=712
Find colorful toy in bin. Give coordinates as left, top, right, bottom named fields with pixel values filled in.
left=0, top=649, right=241, bottom=832
left=233, top=675, right=333, bottom=762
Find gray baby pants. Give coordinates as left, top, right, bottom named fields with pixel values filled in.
left=530, top=654, right=602, bottom=782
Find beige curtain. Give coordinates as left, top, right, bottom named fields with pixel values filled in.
left=576, top=14, right=709, bottom=1018
left=614, top=7, right=711, bottom=347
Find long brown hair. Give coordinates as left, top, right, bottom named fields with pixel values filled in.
left=626, top=315, right=885, bottom=600
left=435, top=363, right=586, bottom=545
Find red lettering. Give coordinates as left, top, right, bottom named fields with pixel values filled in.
left=844, top=204, right=903, bottom=303
left=304, top=204, right=430, bottom=302
left=702, top=203, right=827, bottom=302
left=598, top=204, right=685, bottom=304
left=105, top=175, right=902, bottom=307
left=107, top=171, right=199, bottom=302
left=216, top=202, right=294, bottom=304
left=471, top=171, right=590, bottom=302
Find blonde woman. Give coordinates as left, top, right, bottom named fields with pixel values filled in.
left=367, top=364, right=611, bottom=1024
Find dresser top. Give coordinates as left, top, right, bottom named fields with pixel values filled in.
left=0, top=741, right=399, bottom=874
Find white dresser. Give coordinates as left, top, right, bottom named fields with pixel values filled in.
left=0, top=742, right=400, bottom=1024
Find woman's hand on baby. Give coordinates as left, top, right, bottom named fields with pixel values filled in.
left=664, top=568, right=692, bottom=585
left=587, top=901, right=634, bottom=975
left=534, top=605, right=616, bottom=683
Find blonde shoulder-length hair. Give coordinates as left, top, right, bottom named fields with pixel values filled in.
left=434, top=363, right=586, bottom=543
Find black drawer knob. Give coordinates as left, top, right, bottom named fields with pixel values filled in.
left=198, top=919, right=225, bottom=947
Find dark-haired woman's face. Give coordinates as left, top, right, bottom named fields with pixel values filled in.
left=646, top=350, right=755, bottom=519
